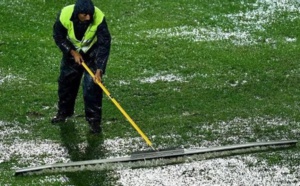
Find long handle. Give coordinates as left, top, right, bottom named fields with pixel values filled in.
left=82, top=62, right=155, bottom=150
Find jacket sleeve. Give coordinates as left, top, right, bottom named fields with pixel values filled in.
left=94, top=17, right=111, bottom=74
left=53, top=12, right=75, bottom=54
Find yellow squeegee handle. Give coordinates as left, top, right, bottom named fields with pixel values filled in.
left=82, top=62, right=154, bottom=149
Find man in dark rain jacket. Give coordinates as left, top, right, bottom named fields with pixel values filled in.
left=52, top=0, right=111, bottom=134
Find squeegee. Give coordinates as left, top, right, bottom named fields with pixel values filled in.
left=14, top=140, right=297, bottom=175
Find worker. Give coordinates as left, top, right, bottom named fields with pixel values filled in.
left=52, top=0, right=111, bottom=134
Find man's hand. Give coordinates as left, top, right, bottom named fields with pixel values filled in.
left=93, top=69, right=102, bottom=83
left=70, top=50, right=84, bottom=65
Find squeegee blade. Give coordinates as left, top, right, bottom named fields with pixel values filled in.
left=14, top=140, right=297, bottom=176
left=131, top=148, right=185, bottom=159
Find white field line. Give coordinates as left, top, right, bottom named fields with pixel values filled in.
left=139, top=73, right=186, bottom=84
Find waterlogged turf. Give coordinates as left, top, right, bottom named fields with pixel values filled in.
left=0, top=0, right=300, bottom=185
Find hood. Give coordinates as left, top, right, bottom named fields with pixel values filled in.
left=73, top=0, right=95, bottom=20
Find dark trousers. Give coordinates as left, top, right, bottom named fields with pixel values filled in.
left=57, top=55, right=103, bottom=124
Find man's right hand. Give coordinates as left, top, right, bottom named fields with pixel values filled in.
left=70, top=50, right=84, bottom=65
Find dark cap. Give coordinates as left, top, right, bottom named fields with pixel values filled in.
left=74, top=0, right=95, bottom=15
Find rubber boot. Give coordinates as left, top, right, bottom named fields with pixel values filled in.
left=51, top=112, right=73, bottom=124
left=89, top=121, right=102, bottom=134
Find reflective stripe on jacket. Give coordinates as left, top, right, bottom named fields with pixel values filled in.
left=59, top=5, right=104, bottom=53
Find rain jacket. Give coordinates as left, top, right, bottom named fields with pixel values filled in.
left=53, top=5, right=111, bottom=74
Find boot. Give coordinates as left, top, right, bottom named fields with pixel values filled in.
left=51, top=112, right=72, bottom=124
left=89, top=121, right=102, bottom=134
